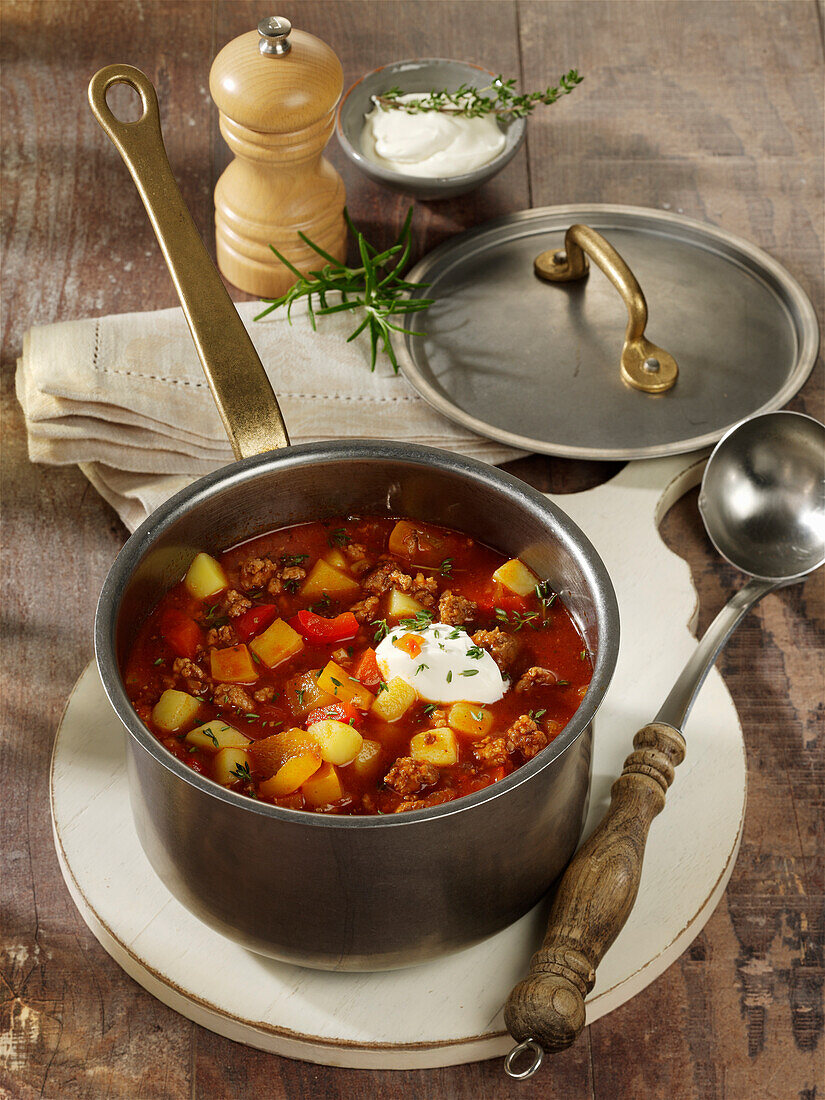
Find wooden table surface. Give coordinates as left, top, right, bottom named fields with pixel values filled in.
left=2, top=2, right=822, bottom=1097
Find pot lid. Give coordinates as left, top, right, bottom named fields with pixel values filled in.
left=392, top=204, right=819, bottom=460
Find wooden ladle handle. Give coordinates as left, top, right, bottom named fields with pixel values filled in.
left=504, top=721, right=686, bottom=1052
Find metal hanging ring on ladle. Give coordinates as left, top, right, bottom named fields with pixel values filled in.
left=534, top=223, right=679, bottom=394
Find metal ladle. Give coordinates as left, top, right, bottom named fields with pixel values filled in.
left=504, top=409, right=825, bottom=1079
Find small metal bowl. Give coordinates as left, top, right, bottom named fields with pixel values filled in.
left=337, top=58, right=526, bottom=201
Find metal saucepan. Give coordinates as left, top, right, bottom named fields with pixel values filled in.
left=88, top=65, right=619, bottom=970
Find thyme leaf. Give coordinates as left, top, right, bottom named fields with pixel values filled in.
left=280, top=553, right=309, bottom=567
left=399, top=609, right=435, bottom=631
left=494, top=607, right=542, bottom=631
left=373, top=71, right=583, bottom=120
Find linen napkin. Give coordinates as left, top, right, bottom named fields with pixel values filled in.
left=16, top=301, right=524, bottom=531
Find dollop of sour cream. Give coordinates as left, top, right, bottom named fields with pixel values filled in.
left=375, top=622, right=507, bottom=704
left=361, top=93, right=506, bottom=178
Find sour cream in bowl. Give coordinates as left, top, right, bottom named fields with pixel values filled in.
left=336, top=58, right=526, bottom=201
left=362, top=93, right=506, bottom=179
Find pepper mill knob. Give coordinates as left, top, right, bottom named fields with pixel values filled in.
left=258, top=16, right=292, bottom=55
left=210, top=16, right=347, bottom=297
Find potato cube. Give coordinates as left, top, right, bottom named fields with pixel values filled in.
left=388, top=520, right=444, bottom=566
left=185, top=720, right=250, bottom=753
left=447, top=703, right=495, bottom=739
left=284, top=670, right=336, bottom=717
left=248, top=727, right=320, bottom=778
left=152, top=689, right=201, bottom=733
left=249, top=618, right=304, bottom=669
left=345, top=739, right=384, bottom=783
left=370, top=676, right=417, bottom=723
left=300, top=560, right=361, bottom=601
left=410, top=726, right=459, bottom=767
left=213, top=746, right=252, bottom=786
left=302, top=762, right=344, bottom=807
left=387, top=589, right=425, bottom=620
left=184, top=552, right=228, bottom=600
left=493, top=558, right=539, bottom=597
left=317, top=661, right=375, bottom=711
left=210, top=644, right=258, bottom=684
left=259, top=752, right=322, bottom=799
left=306, top=719, right=363, bottom=766
left=323, top=548, right=350, bottom=571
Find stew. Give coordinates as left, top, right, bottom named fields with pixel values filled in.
left=122, top=516, right=593, bottom=814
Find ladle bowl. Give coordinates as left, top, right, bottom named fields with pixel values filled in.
left=699, top=410, right=825, bottom=582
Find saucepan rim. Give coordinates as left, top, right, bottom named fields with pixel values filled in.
left=95, top=438, right=619, bottom=828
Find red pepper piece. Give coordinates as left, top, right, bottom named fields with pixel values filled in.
left=353, top=647, right=382, bottom=688
left=289, top=609, right=359, bottom=644
left=235, top=604, right=279, bottom=642
left=159, top=609, right=203, bottom=659
left=304, top=701, right=362, bottom=729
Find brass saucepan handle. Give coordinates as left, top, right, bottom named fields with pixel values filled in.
left=535, top=224, right=678, bottom=394
left=88, top=64, right=290, bottom=458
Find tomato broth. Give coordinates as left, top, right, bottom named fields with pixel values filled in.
left=122, top=516, right=593, bottom=814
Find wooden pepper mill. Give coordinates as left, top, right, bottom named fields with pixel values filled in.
left=209, top=16, right=347, bottom=297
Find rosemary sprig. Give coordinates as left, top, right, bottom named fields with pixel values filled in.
left=254, top=207, right=432, bottom=373
left=373, top=71, right=583, bottom=120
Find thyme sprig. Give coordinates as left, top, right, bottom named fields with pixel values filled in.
left=373, top=71, right=583, bottom=120
left=255, top=207, right=432, bottom=373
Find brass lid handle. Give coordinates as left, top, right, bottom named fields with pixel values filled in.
left=87, top=64, right=290, bottom=459
left=534, top=224, right=678, bottom=394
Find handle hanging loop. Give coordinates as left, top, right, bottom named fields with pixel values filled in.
left=504, top=1037, right=544, bottom=1080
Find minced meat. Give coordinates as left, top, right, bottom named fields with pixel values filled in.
left=505, top=714, right=548, bottom=760
left=438, top=590, right=477, bottom=625
left=515, top=666, right=558, bottom=692
left=471, top=627, right=519, bottom=670
left=206, top=624, right=237, bottom=647
left=472, top=736, right=509, bottom=768
left=224, top=590, right=252, bottom=618
left=384, top=756, right=439, bottom=797
left=213, top=684, right=255, bottom=711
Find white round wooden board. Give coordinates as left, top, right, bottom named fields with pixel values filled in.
left=51, top=453, right=747, bottom=1070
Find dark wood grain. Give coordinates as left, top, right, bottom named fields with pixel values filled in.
left=1, top=1, right=822, bottom=1098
